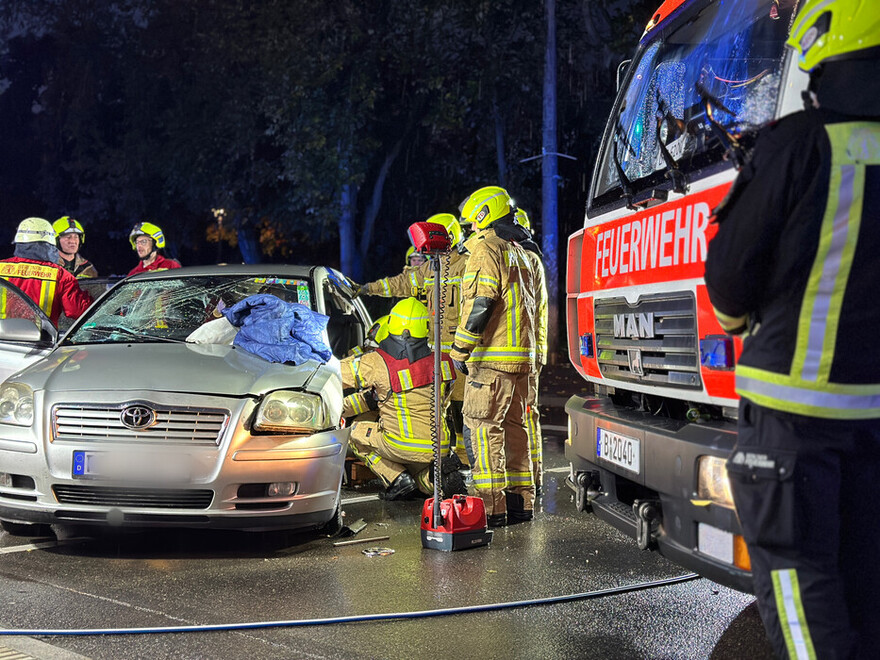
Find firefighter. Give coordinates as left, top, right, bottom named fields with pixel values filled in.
left=450, top=186, right=537, bottom=527
left=128, top=222, right=181, bottom=276
left=357, top=213, right=471, bottom=467
left=514, top=209, right=548, bottom=493
left=0, top=217, right=93, bottom=326
left=341, top=314, right=389, bottom=424
left=405, top=246, right=428, bottom=269
left=53, top=216, right=98, bottom=278
left=704, top=2, right=880, bottom=657
left=340, top=297, right=460, bottom=500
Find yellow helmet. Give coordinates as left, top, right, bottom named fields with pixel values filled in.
left=787, top=0, right=880, bottom=72
left=129, top=222, right=166, bottom=249
left=425, top=213, right=463, bottom=248
left=387, top=297, right=429, bottom=339
left=405, top=245, right=429, bottom=267
left=53, top=216, right=85, bottom=244
left=460, top=186, right=515, bottom=230
left=514, top=208, right=532, bottom=233
left=13, top=217, right=56, bottom=244
left=367, top=315, right=390, bottom=344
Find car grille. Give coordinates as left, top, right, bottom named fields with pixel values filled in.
left=594, top=293, right=701, bottom=389
left=52, top=404, right=229, bottom=446
left=53, top=485, right=214, bottom=509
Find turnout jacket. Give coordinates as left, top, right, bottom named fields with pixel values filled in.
left=341, top=342, right=456, bottom=455
left=128, top=254, right=181, bottom=276
left=705, top=109, right=880, bottom=419
left=522, top=246, right=548, bottom=367
left=0, top=257, right=93, bottom=326
left=59, top=253, right=98, bottom=279
left=362, top=249, right=467, bottom=351
left=450, top=225, right=537, bottom=373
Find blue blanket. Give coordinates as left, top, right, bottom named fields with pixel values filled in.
left=222, top=294, right=332, bottom=365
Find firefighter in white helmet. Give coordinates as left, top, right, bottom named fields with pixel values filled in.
left=705, top=1, right=880, bottom=656
left=340, top=298, right=462, bottom=500
left=450, top=186, right=537, bottom=527
left=128, top=222, right=181, bottom=276
left=0, top=217, right=93, bottom=326
left=53, top=216, right=98, bottom=279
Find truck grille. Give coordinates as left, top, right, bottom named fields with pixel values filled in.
left=52, top=403, right=229, bottom=446
left=53, top=485, right=214, bottom=509
left=594, top=293, right=700, bottom=389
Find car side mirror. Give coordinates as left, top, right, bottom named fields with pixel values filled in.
left=0, top=318, right=43, bottom=343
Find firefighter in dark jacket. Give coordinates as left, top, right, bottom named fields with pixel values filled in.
left=704, top=2, right=880, bottom=657
left=450, top=186, right=537, bottom=527
left=0, top=217, right=93, bottom=326
left=340, top=297, right=458, bottom=500
left=54, top=217, right=98, bottom=279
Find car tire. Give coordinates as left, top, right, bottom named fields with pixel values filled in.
left=318, top=505, right=344, bottom=537
left=1, top=520, right=53, bottom=537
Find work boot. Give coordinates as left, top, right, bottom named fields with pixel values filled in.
left=486, top=513, right=507, bottom=528
left=383, top=472, right=417, bottom=501
left=506, top=492, right=534, bottom=524
left=439, top=452, right=467, bottom=497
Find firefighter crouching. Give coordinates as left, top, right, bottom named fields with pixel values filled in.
left=0, top=217, right=93, bottom=326
left=514, top=209, right=549, bottom=492
left=341, top=314, right=389, bottom=425
left=356, top=213, right=471, bottom=468
left=450, top=186, right=537, bottom=528
left=705, top=2, right=880, bottom=657
left=340, top=297, right=460, bottom=500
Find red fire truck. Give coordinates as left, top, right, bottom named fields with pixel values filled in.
left=565, top=0, right=806, bottom=592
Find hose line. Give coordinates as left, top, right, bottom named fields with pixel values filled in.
left=0, top=572, right=700, bottom=636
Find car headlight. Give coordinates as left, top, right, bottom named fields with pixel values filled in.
left=254, top=390, right=327, bottom=432
left=0, top=383, right=35, bottom=427
left=696, top=455, right=734, bottom=509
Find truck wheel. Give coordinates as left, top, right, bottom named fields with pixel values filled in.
left=1, top=520, right=52, bottom=537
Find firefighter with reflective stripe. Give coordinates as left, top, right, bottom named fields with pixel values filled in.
left=450, top=186, right=537, bottom=527
left=515, top=209, right=548, bottom=492
left=705, top=3, right=880, bottom=657
left=53, top=217, right=98, bottom=279
left=0, top=218, right=93, bottom=326
left=128, top=222, right=181, bottom=276
left=341, top=315, right=389, bottom=424
left=357, top=213, right=471, bottom=465
left=340, top=298, right=457, bottom=500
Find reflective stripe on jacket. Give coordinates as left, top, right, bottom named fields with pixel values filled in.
left=0, top=257, right=93, bottom=325
left=707, top=113, right=880, bottom=419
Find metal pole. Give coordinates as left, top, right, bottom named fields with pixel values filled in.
left=432, top=253, right=443, bottom=529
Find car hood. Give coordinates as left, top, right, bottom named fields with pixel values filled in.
left=12, top=343, right=326, bottom=396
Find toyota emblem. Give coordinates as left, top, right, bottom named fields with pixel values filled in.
left=120, top=405, right=157, bottom=430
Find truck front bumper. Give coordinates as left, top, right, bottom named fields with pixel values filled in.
left=565, top=395, right=753, bottom=594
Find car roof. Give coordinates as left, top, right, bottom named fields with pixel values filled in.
left=125, top=264, right=322, bottom=281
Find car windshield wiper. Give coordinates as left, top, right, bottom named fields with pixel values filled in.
left=694, top=81, right=747, bottom=169
left=80, top=325, right=185, bottom=344
left=611, top=121, right=638, bottom=209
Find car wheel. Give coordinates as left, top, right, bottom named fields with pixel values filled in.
left=1, top=520, right=53, bottom=538
left=318, top=505, right=344, bottom=537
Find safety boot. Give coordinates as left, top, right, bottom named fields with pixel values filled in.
left=486, top=513, right=507, bottom=528
left=383, top=472, right=417, bottom=501
left=506, top=492, right=534, bottom=523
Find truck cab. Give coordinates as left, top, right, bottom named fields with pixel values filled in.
left=565, top=0, right=805, bottom=592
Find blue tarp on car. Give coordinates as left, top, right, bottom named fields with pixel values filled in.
left=222, top=294, right=332, bottom=365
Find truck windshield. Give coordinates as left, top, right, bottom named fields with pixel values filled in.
left=592, top=0, right=796, bottom=207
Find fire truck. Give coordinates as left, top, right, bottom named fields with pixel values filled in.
left=565, top=0, right=806, bottom=592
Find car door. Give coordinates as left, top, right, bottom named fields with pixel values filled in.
left=0, top=278, right=57, bottom=383
left=318, top=268, right=372, bottom=358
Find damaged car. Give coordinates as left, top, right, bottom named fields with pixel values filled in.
left=0, top=265, right=369, bottom=535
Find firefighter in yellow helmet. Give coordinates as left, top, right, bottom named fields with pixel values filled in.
left=0, top=217, right=93, bottom=326
left=405, top=245, right=428, bottom=268
left=514, top=208, right=549, bottom=492
left=53, top=217, right=98, bottom=279
left=705, top=1, right=880, bottom=656
left=341, top=314, right=390, bottom=424
left=128, top=222, right=181, bottom=276
left=356, top=212, right=471, bottom=467
left=340, top=298, right=462, bottom=500
left=450, top=186, right=537, bottom=527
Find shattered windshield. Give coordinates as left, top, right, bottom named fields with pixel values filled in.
left=593, top=0, right=796, bottom=207
left=67, top=274, right=313, bottom=344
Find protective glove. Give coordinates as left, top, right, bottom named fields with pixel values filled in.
left=452, top=359, right=469, bottom=376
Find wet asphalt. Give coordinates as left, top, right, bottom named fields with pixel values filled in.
left=0, top=374, right=777, bottom=660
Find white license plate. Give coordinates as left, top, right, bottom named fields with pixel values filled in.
left=596, top=427, right=640, bottom=474
left=72, top=451, right=189, bottom=482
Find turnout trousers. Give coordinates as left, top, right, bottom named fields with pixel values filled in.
left=726, top=400, right=880, bottom=660
left=526, top=366, right=543, bottom=488
left=462, top=365, right=534, bottom=517
left=349, top=422, right=432, bottom=495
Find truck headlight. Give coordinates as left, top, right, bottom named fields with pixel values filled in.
left=0, top=383, right=35, bottom=427
left=696, top=455, right=734, bottom=509
left=254, top=390, right=327, bottom=432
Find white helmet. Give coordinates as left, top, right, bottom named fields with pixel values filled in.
left=13, top=217, right=56, bottom=244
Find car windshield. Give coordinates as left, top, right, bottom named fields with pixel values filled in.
left=592, top=0, right=796, bottom=206
left=66, top=274, right=313, bottom=344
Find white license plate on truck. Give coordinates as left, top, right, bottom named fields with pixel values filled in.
left=596, top=428, right=640, bottom=474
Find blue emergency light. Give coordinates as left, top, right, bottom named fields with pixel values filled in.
left=580, top=333, right=594, bottom=358
left=700, top=336, right=734, bottom=369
